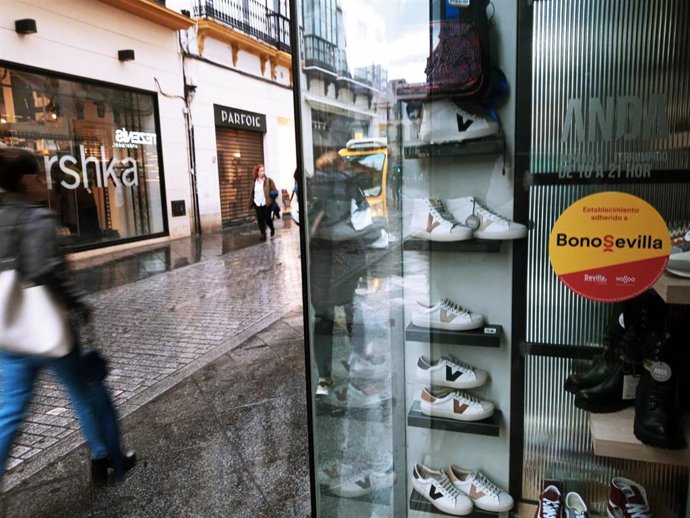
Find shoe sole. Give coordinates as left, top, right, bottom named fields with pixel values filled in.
left=474, top=228, right=527, bottom=240
left=411, top=316, right=485, bottom=331
left=410, top=230, right=473, bottom=242
left=420, top=404, right=494, bottom=422
left=573, top=397, right=631, bottom=413
left=633, top=422, right=685, bottom=449
left=419, top=125, right=499, bottom=145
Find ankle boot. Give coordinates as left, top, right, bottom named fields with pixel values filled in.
left=91, top=450, right=137, bottom=484
left=634, top=333, right=684, bottom=449
left=573, top=360, right=634, bottom=413
left=566, top=308, right=626, bottom=394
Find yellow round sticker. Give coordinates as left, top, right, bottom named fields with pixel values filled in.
left=549, top=192, right=670, bottom=302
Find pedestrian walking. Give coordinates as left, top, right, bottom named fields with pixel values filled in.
left=248, top=163, right=277, bottom=240
left=0, top=147, right=135, bottom=485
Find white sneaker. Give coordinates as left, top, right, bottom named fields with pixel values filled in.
left=446, top=465, right=514, bottom=512
left=319, top=464, right=372, bottom=498
left=410, top=198, right=473, bottom=242
left=411, top=298, right=484, bottom=331
left=666, top=250, right=690, bottom=278
left=446, top=196, right=527, bottom=240
left=416, top=355, right=488, bottom=389
left=316, top=377, right=332, bottom=396
left=411, top=463, right=473, bottom=516
left=564, top=491, right=588, bottom=518
left=328, top=383, right=391, bottom=409
left=420, top=387, right=494, bottom=421
left=343, top=354, right=389, bottom=378
left=418, top=100, right=499, bottom=144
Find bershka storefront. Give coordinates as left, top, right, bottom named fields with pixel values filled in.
left=0, top=62, right=167, bottom=251
left=213, top=104, right=266, bottom=226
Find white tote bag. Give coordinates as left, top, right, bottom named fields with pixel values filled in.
left=0, top=256, right=72, bottom=358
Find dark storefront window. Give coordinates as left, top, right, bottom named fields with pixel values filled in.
left=0, top=63, right=166, bottom=251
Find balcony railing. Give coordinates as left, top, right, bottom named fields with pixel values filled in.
left=194, top=0, right=291, bottom=52
left=303, top=35, right=350, bottom=77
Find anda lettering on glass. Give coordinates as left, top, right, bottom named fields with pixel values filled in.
left=43, top=145, right=138, bottom=190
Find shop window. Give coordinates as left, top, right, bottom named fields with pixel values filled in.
left=0, top=63, right=166, bottom=250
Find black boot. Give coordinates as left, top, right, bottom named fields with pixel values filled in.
left=573, top=360, right=634, bottom=413
left=634, top=333, right=684, bottom=449
left=91, top=450, right=137, bottom=484
left=565, top=307, right=626, bottom=394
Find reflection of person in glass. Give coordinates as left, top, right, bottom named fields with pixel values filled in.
left=248, top=163, right=277, bottom=241
left=0, top=147, right=135, bottom=484
left=308, top=151, right=371, bottom=396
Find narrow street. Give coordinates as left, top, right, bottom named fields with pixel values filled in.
left=1, top=222, right=310, bottom=517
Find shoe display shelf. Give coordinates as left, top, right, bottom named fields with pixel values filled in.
left=403, top=238, right=503, bottom=254
left=589, top=404, right=690, bottom=467
left=408, top=489, right=499, bottom=517
left=407, top=401, right=501, bottom=437
left=653, top=272, right=690, bottom=304
left=403, top=133, right=505, bottom=160
left=405, top=323, right=502, bottom=348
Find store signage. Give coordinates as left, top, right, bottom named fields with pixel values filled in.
left=114, top=128, right=158, bottom=148
left=557, top=95, right=671, bottom=181
left=43, top=146, right=138, bottom=191
left=214, top=104, right=266, bottom=132
left=561, top=95, right=670, bottom=143
left=549, top=192, right=670, bottom=302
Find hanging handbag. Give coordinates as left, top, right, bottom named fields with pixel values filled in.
left=0, top=209, right=72, bottom=357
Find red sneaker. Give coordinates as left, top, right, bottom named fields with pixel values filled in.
left=607, top=478, right=652, bottom=518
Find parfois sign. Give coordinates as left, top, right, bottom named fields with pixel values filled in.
left=549, top=192, right=670, bottom=302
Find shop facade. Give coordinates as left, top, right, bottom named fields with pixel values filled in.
left=1, top=0, right=193, bottom=253
left=292, top=0, right=690, bottom=516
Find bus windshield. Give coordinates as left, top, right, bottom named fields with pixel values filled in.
left=343, top=152, right=385, bottom=197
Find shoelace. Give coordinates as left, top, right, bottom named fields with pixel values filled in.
left=440, top=298, right=471, bottom=317
left=541, top=499, right=560, bottom=518
left=442, top=355, right=476, bottom=375
left=472, top=198, right=509, bottom=223
left=626, top=503, right=652, bottom=518
left=436, top=475, right=462, bottom=500
left=428, top=199, right=459, bottom=224
left=473, top=472, right=500, bottom=498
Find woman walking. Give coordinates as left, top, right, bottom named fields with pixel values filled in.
left=0, top=147, right=135, bottom=484
left=249, top=163, right=278, bottom=240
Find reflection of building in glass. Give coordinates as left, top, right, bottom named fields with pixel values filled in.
left=300, top=0, right=388, bottom=169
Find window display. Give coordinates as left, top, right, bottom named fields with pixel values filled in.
left=294, top=0, right=689, bottom=516
left=0, top=63, right=166, bottom=251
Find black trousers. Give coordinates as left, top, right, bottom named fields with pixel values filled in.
left=253, top=204, right=274, bottom=235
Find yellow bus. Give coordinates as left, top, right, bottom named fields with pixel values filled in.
left=338, top=137, right=389, bottom=220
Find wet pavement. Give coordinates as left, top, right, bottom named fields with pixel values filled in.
left=0, top=218, right=310, bottom=517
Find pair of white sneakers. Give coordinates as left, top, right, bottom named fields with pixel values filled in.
left=410, top=197, right=527, bottom=241
left=411, top=463, right=514, bottom=515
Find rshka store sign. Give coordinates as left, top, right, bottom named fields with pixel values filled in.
left=43, top=146, right=138, bottom=190
left=549, top=192, right=670, bottom=302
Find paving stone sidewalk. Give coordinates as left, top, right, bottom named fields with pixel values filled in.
left=3, top=225, right=303, bottom=490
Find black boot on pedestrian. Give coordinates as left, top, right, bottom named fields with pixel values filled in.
left=270, top=227, right=275, bottom=237
left=91, top=450, right=138, bottom=484
left=634, top=333, right=685, bottom=449
left=260, top=233, right=267, bottom=241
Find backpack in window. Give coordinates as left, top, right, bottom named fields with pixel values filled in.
left=425, top=0, right=491, bottom=99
